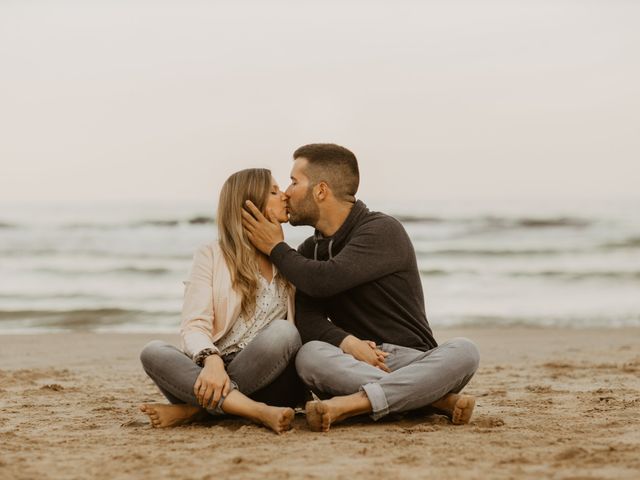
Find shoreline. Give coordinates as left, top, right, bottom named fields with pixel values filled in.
left=2, top=322, right=639, bottom=336
left=1, top=327, right=639, bottom=479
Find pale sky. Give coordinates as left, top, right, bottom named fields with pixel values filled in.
left=1, top=0, right=639, bottom=205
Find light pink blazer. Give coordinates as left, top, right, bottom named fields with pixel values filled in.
left=180, top=242, right=295, bottom=359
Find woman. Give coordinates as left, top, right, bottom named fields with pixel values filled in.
left=139, top=168, right=304, bottom=434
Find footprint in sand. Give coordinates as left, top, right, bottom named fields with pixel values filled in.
left=472, top=416, right=505, bottom=428
left=554, top=446, right=589, bottom=461
left=40, top=384, right=64, bottom=391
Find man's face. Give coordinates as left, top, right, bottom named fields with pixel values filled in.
left=285, top=158, right=320, bottom=227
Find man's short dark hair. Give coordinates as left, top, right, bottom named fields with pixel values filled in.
left=293, top=143, right=359, bottom=201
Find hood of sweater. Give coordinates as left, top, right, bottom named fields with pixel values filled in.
left=312, top=200, right=369, bottom=260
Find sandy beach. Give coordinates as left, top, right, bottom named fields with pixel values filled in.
left=1, top=327, right=639, bottom=480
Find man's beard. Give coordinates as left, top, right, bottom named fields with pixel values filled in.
left=288, top=187, right=320, bottom=227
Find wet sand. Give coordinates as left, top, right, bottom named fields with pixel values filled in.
left=1, top=327, right=639, bottom=479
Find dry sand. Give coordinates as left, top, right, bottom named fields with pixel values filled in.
left=1, top=327, right=639, bottom=480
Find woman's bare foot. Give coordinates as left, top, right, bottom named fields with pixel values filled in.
left=255, top=405, right=295, bottom=434
left=139, top=403, right=204, bottom=428
left=430, top=393, right=476, bottom=424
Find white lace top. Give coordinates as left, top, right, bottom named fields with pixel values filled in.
left=215, top=273, right=288, bottom=356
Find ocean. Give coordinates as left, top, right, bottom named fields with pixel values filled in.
left=1, top=197, right=639, bottom=333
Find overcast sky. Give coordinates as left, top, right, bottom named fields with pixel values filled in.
left=1, top=0, right=638, bottom=206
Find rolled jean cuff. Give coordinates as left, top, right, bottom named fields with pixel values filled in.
left=207, top=380, right=238, bottom=415
left=361, top=383, right=389, bottom=421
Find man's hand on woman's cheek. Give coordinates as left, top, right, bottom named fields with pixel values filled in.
left=241, top=200, right=285, bottom=255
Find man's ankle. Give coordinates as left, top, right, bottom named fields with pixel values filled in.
left=331, top=392, right=372, bottom=418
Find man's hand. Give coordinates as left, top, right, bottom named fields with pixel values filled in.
left=241, top=200, right=285, bottom=255
left=339, top=335, right=390, bottom=372
left=193, top=354, right=231, bottom=409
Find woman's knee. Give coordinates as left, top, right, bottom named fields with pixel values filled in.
left=265, top=320, right=302, bottom=352
left=139, top=340, right=170, bottom=369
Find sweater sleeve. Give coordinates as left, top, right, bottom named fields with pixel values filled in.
left=179, top=245, right=219, bottom=359
left=270, top=217, right=408, bottom=298
left=295, top=290, right=350, bottom=347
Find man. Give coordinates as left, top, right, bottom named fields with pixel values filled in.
left=242, top=143, right=479, bottom=432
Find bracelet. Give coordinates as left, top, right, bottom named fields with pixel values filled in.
left=194, top=348, right=218, bottom=367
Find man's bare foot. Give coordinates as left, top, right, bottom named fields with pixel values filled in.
left=430, top=393, right=476, bottom=424
left=305, top=392, right=372, bottom=433
left=139, top=403, right=203, bottom=428
left=305, top=400, right=333, bottom=432
left=305, top=397, right=352, bottom=432
left=256, top=405, right=295, bottom=434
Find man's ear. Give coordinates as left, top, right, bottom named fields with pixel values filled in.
left=315, top=181, right=329, bottom=201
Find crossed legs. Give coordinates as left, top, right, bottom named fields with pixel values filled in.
left=138, top=320, right=302, bottom=434
left=296, top=338, right=480, bottom=432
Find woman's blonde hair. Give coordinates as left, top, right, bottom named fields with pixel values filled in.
left=217, top=168, right=290, bottom=318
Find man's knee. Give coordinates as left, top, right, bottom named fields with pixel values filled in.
left=139, top=340, right=169, bottom=369
left=448, top=337, right=480, bottom=374
left=295, top=341, right=330, bottom=382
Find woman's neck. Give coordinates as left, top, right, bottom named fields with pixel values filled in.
left=256, top=252, right=274, bottom=282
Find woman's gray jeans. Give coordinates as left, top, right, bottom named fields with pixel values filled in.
left=140, top=319, right=304, bottom=414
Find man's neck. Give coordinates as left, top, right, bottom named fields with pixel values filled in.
left=315, top=201, right=355, bottom=237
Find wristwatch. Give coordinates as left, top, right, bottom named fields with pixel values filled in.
left=193, top=348, right=219, bottom=367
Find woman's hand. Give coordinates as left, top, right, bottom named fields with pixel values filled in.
left=193, top=354, right=231, bottom=409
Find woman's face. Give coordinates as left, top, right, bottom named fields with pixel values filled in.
left=264, top=176, right=289, bottom=223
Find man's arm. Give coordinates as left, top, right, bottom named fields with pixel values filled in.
left=295, top=290, right=349, bottom=346
left=270, top=220, right=407, bottom=297
left=242, top=200, right=408, bottom=298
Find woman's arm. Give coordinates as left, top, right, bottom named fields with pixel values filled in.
left=179, top=244, right=234, bottom=408
left=179, top=244, right=219, bottom=360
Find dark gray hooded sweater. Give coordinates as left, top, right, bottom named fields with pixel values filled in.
left=269, top=200, right=437, bottom=351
